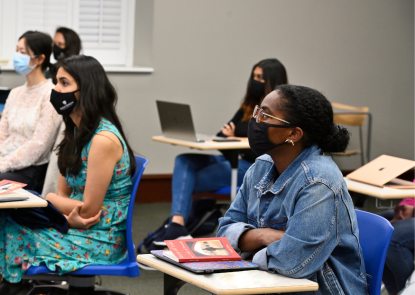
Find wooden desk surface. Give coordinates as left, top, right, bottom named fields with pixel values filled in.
left=137, top=254, right=318, bottom=295
left=152, top=135, right=250, bottom=150
left=0, top=189, right=47, bottom=209
left=344, top=177, right=415, bottom=199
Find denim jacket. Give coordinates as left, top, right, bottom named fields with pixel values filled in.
left=217, top=145, right=367, bottom=295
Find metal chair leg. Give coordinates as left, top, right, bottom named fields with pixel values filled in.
left=26, top=275, right=130, bottom=295
left=359, top=126, right=365, bottom=165
left=164, top=273, right=186, bottom=295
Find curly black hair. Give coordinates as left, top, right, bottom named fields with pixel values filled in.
left=276, top=85, right=350, bottom=153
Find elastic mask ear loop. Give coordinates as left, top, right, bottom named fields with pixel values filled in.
left=30, top=55, right=38, bottom=69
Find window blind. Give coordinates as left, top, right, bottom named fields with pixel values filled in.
left=17, top=0, right=72, bottom=37
left=16, top=0, right=129, bottom=66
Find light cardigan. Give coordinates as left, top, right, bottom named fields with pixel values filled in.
left=0, top=79, right=61, bottom=173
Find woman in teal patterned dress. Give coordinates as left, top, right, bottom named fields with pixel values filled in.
left=0, top=55, right=137, bottom=284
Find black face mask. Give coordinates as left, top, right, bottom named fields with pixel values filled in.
left=250, top=79, right=265, bottom=97
left=50, top=89, right=78, bottom=115
left=248, top=118, right=293, bottom=156
left=53, top=44, right=66, bottom=60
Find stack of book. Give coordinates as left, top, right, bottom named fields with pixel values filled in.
left=150, top=237, right=258, bottom=274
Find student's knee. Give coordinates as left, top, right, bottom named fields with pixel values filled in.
left=175, top=154, right=191, bottom=164
left=390, top=218, right=414, bottom=242
left=174, top=153, right=201, bottom=167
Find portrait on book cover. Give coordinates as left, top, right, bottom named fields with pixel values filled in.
left=0, top=183, right=14, bottom=191
left=186, top=240, right=231, bottom=257
left=0, top=180, right=26, bottom=194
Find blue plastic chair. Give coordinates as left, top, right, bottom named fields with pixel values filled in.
left=213, top=186, right=240, bottom=195
left=24, top=155, right=148, bottom=294
left=355, top=209, right=394, bottom=295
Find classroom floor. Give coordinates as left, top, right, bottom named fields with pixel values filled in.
left=14, top=198, right=391, bottom=295
left=15, top=203, right=209, bottom=295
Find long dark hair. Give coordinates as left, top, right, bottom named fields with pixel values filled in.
left=56, top=27, right=82, bottom=57
left=241, top=58, right=288, bottom=122
left=276, top=85, right=350, bottom=153
left=57, top=55, right=136, bottom=177
left=19, top=31, right=52, bottom=72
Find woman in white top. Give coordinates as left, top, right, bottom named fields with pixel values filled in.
left=0, top=31, right=61, bottom=191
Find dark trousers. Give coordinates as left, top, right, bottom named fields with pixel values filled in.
left=380, top=210, right=415, bottom=294
left=0, top=163, right=48, bottom=193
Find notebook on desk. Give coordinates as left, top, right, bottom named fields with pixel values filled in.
left=151, top=250, right=258, bottom=274
left=0, top=180, right=29, bottom=202
left=0, top=190, right=30, bottom=202
left=156, top=100, right=221, bottom=142
left=346, top=155, right=415, bottom=188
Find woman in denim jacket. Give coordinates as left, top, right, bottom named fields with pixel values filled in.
left=217, top=85, right=367, bottom=295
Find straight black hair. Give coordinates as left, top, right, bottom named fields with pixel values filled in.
left=19, top=31, right=52, bottom=72
left=56, top=55, right=136, bottom=177
left=56, top=27, right=82, bottom=57
left=241, top=58, right=288, bottom=121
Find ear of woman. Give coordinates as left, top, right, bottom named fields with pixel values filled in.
left=285, top=126, right=304, bottom=146
left=33, top=54, right=45, bottom=69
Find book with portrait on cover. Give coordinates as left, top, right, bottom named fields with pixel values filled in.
left=0, top=180, right=27, bottom=195
left=163, top=237, right=241, bottom=263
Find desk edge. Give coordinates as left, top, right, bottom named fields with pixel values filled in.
left=344, top=178, right=415, bottom=199
left=152, top=136, right=250, bottom=151
left=136, top=255, right=318, bottom=294
left=0, top=201, right=48, bottom=209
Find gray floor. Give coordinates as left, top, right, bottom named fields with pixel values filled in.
left=99, top=203, right=210, bottom=295
left=15, top=197, right=393, bottom=295
left=16, top=203, right=210, bottom=295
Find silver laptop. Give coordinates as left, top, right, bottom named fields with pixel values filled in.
left=156, top=101, right=220, bottom=142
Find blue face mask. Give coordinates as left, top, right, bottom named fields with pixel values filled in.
left=13, top=53, right=37, bottom=76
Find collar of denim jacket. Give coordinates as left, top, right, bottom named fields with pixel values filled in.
left=254, top=145, right=320, bottom=195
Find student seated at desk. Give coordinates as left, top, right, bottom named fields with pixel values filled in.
left=217, top=85, right=367, bottom=295
left=380, top=198, right=414, bottom=295
left=0, top=55, right=136, bottom=286
left=152, top=58, right=288, bottom=243
left=0, top=31, right=61, bottom=192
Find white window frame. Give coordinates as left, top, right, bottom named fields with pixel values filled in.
left=0, top=0, right=142, bottom=71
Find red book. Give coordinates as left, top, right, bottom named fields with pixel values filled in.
left=163, top=237, right=241, bottom=263
left=0, top=180, right=26, bottom=195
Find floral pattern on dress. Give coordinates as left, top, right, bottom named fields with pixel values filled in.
left=0, top=118, right=132, bottom=282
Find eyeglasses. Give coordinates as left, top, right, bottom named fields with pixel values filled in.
left=252, top=105, right=291, bottom=125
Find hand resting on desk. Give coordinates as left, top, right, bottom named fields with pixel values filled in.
left=238, top=228, right=285, bottom=252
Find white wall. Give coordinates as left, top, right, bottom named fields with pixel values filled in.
left=1, top=0, right=413, bottom=174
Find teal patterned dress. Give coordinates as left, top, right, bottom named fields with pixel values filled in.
left=0, top=118, right=132, bottom=282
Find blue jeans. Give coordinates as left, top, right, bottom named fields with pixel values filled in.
left=380, top=210, right=415, bottom=294
left=170, top=154, right=252, bottom=221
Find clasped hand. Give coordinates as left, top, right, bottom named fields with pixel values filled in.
left=221, top=122, right=235, bottom=136
left=65, top=203, right=101, bottom=229
left=238, top=228, right=285, bottom=252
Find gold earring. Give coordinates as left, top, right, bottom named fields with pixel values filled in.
left=285, top=139, right=295, bottom=146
